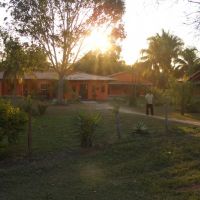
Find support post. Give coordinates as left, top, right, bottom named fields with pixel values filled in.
left=164, top=103, right=168, bottom=133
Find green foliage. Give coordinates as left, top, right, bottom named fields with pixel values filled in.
left=0, top=35, right=49, bottom=85
left=37, top=102, right=48, bottom=115
left=76, top=112, right=101, bottom=148
left=132, top=121, right=149, bottom=135
left=22, top=95, right=33, bottom=112
left=73, top=49, right=128, bottom=75
left=150, top=87, right=165, bottom=106
left=1, top=95, right=25, bottom=106
left=186, top=97, right=200, bottom=113
left=0, top=100, right=27, bottom=144
left=140, top=29, right=184, bottom=88
left=167, top=81, right=193, bottom=111
left=19, top=95, right=39, bottom=116
left=174, top=47, right=200, bottom=77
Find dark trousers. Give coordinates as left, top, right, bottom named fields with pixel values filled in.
left=146, top=104, right=154, bottom=115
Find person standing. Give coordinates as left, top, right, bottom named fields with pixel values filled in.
left=145, top=91, right=154, bottom=115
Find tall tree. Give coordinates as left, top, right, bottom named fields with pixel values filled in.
left=175, top=47, right=200, bottom=78
left=2, top=0, right=125, bottom=102
left=140, top=30, right=184, bottom=87
left=0, top=33, right=49, bottom=96
left=0, top=37, right=27, bottom=96
left=73, top=49, right=127, bottom=75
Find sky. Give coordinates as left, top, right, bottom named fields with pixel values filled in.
left=122, top=0, right=200, bottom=64
left=0, top=0, right=199, bottom=64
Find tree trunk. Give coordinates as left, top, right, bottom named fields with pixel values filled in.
left=28, top=110, right=32, bottom=158
left=12, top=79, right=17, bottom=102
left=58, top=75, right=64, bottom=104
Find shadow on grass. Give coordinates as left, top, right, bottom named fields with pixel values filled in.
left=1, top=104, right=200, bottom=200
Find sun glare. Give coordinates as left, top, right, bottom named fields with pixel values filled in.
left=86, top=29, right=111, bottom=53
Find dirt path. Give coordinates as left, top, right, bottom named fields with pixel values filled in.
left=84, top=101, right=200, bottom=127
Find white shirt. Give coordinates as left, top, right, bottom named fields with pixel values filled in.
left=145, top=93, right=154, bottom=104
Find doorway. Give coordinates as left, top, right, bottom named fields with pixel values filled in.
left=80, top=84, right=88, bottom=99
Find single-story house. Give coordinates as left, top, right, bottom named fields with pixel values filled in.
left=108, top=71, right=152, bottom=97
left=0, top=70, right=153, bottom=100
left=0, top=71, right=113, bottom=100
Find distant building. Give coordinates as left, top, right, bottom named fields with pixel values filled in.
left=108, top=71, right=152, bottom=97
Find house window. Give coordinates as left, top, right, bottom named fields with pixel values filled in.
left=40, top=83, right=49, bottom=97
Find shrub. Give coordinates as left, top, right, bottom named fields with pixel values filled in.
left=76, top=112, right=101, bottom=148
left=21, top=96, right=38, bottom=116
left=0, top=100, right=27, bottom=144
left=167, top=81, right=193, bottom=113
left=186, top=98, right=200, bottom=113
left=132, top=121, right=149, bottom=135
left=37, top=102, right=48, bottom=115
left=150, top=87, right=165, bottom=106
left=52, top=98, right=58, bottom=105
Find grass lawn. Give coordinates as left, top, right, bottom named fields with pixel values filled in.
left=1, top=103, right=200, bottom=200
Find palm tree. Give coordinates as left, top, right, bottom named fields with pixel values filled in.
left=175, top=47, right=200, bottom=78
left=140, top=29, right=184, bottom=87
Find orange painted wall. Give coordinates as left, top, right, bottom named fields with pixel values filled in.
left=65, top=80, right=109, bottom=100
left=110, top=71, right=150, bottom=84
left=87, top=80, right=108, bottom=100
left=1, top=81, right=23, bottom=96
left=0, top=79, right=55, bottom=98
left=109, top=72, right=151, bottom=97
left=109, top=85, right=132, bottom=96
left=0, top=79, right=109, bottom=100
